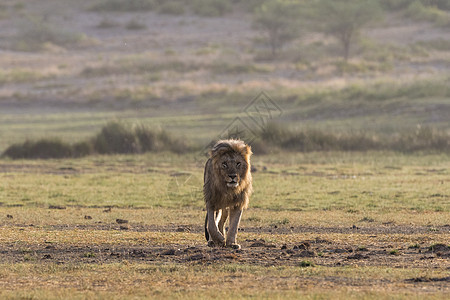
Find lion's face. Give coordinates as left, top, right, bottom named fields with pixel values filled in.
left=217, top=152, right=248, bottom=188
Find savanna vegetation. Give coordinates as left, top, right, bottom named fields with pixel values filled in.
left=0, top=0, right=449, bottom=299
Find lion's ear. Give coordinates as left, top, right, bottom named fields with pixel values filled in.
left=211, top=142, right=232, bottom=157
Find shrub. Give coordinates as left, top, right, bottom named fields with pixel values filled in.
left=12, top=17, right=86, bottom=51
left=259, top=122, right=450, bottom=153
left=248, top=139, right=270, bottom=155
left=96, top=18, right=120, bottom=29
left=379, top=0, right=450, bottom=11
left=392, top=126, right=450, bottom=152
left=72, top=141, right=94, bottom=158
left=157, top=130, right=188, bottom=154
left=2, top=139, right=73, bottom=159
left=192, top=0, right=232, bottom=17
left=158, top=2, right=185, bottom=15
left=378, top=0, right=414, bottom=10
left=405, top=0, right=450, bottom=25
left=125, top=20, right=147, bottom=30
left=1, top=122, right=189, bottom=159
left=92, top=122, right=139, bottom=154
left=90, top=0, right=156, bottom=11
left=134, top=125, right=156, bottom=152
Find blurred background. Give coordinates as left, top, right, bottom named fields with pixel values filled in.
left=0, top=0, right=449, bottom=159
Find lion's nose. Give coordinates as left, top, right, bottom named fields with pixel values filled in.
left=229, top=174, right=237, bottom=181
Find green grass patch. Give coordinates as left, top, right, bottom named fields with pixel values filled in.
left=0, top=152, right=448, bottom=212
left=0, top=69, right=51, bottom=85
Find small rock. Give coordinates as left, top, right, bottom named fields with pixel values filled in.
left=293, top=250, right=315, bottom=258
left=187, top=253, right=209, bottom=261
left=184, top=246, right=199, bottom=253
left=84, top=215, right=92, bottom=220
left=250, top=240, right=266, bottom=247
left=297, top=242, right=311, bottom=250
left=116, top=219, right=128, bottom=224
left=162, top=249, right=177, bottom=255
left=176, top=226, right=190, bottom=232
left=42, top=254, right=52, bottom=259
left=130, top=249, right=146, bottom=257
left=119, top=225, right=129, bottom=230
left=6, top=214, right=13, bottom=219
left=347, top=253, right=367, bottom=260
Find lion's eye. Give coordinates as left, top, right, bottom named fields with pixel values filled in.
left=236, top=162, right=241, bottom=167
left=222, top=162, right=227, bottom=168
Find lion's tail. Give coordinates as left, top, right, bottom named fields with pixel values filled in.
left=204, top=213, right=209, bottom=241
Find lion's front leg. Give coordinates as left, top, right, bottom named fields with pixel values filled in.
left=206, top=207, right=225, bottom=247
left=218, top=208, right=228, bottom=237
left=226, top=207, right=243, bottom=249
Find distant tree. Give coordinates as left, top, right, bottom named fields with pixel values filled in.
left=252, top=0, right=301, bottom=57
left=313, top=0, right=382, bottom=61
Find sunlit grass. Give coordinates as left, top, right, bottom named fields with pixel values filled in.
left=1, top=152, right=447, bottom=212
left=0, top=152, right=448, bottom=299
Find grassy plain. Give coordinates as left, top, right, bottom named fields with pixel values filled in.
left=0, top=152, right=449, bottom=299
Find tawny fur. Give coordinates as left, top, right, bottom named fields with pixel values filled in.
left=203, top=139, right=252, bottom=249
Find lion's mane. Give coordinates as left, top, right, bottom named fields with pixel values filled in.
left=203, top=139, right=253, bottom=211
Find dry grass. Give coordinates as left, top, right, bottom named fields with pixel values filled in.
left=0, top=262, right=448, bottom=299
left=0, top=152, right=448, bottom=298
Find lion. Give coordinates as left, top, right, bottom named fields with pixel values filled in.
left=203, top=139, right=253, bottom=249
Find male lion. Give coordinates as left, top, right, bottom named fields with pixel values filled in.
left=203, top=139, right=252, bottom=249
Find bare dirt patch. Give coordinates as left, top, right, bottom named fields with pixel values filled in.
left=1, top=224, right=448, bottom=271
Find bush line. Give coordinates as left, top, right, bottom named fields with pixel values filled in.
left=255, top=123, right=450, bottom=153
left=2, top=122, right=449, bottom=160
left=2, top=122, right=187, bottom=159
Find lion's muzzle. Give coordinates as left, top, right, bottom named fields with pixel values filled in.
left=226, top=174, right=239, bottom=188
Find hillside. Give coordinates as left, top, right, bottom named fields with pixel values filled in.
left=0, top=0, right=449, bottom=152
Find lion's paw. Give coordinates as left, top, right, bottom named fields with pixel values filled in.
left=207, top=240, right=225, bottom=248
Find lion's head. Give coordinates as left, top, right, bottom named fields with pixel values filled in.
left=210, top=139, right=252, bottom=193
